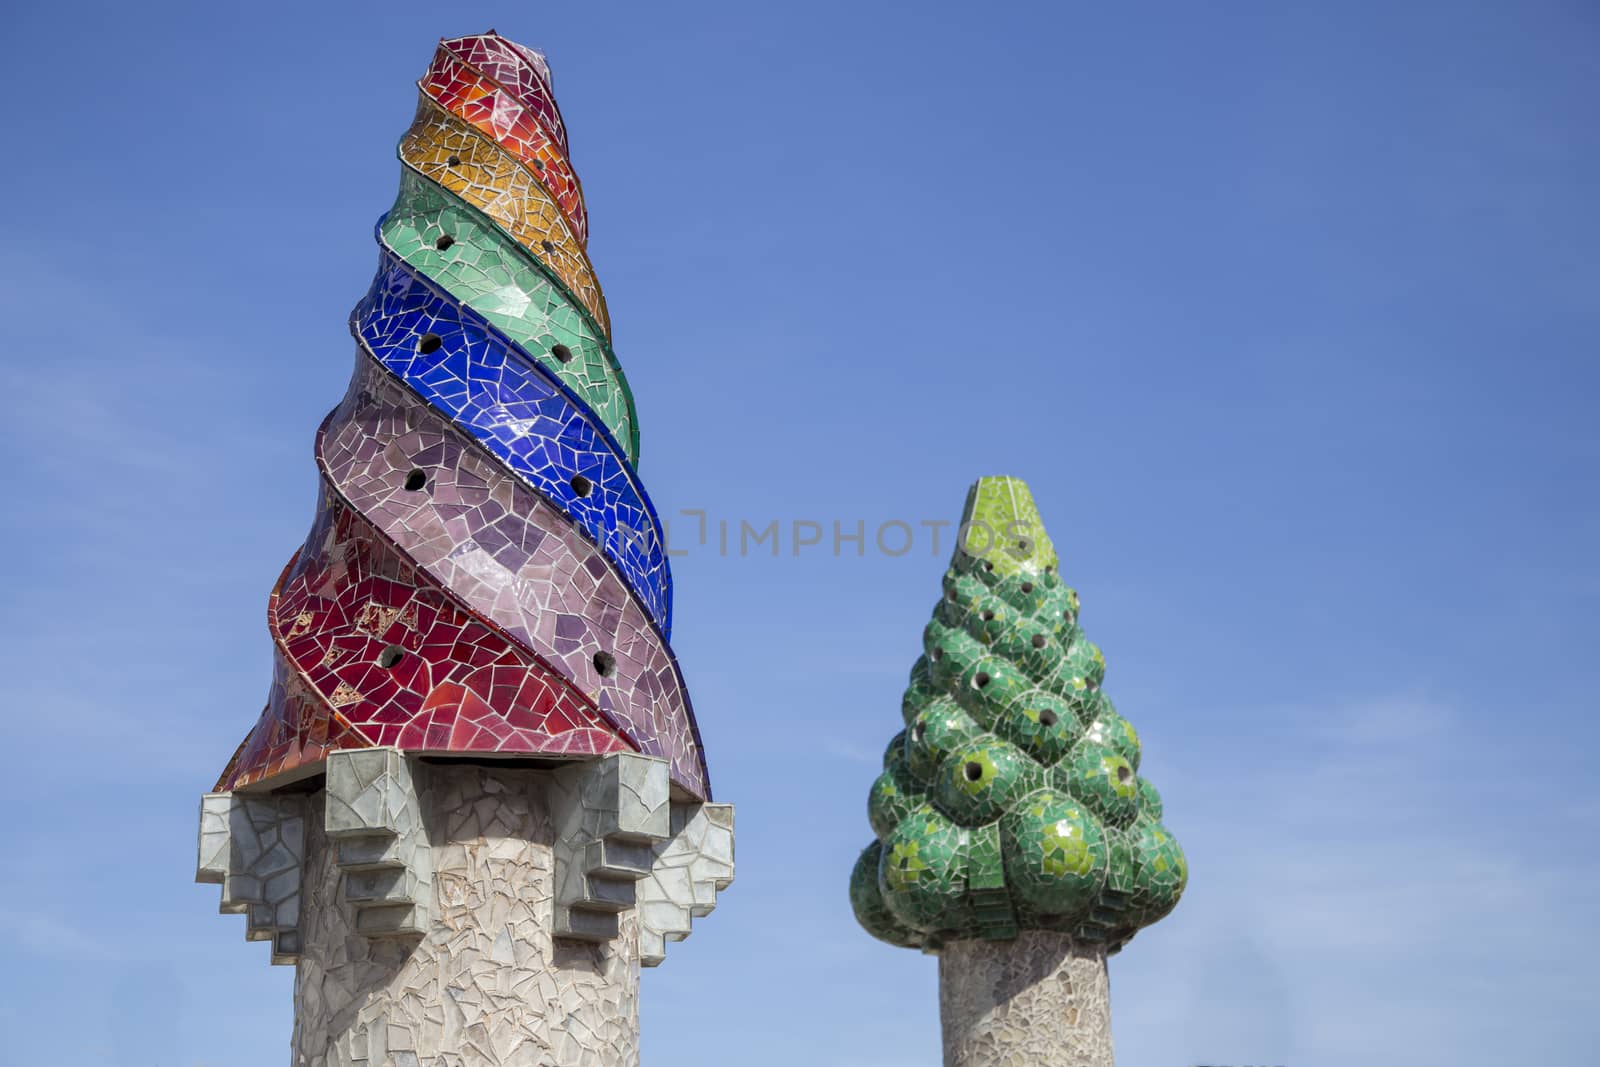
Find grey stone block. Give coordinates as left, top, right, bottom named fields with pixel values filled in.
left=636, top=802, right=736, bottom=966
left=193, top=792, right=306, bottom=965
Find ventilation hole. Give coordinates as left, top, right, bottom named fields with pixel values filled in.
left=376, top=644, right=405, bottom=669
left=1031, top=634, right=1047, bottom=649
left=1016, top=539, right=1030, bottom=553
left=417, top=332, right=443, bottom=354
left=540, top=239, right=556, bottom=253
left=1086, top=679, right=1100, bottom=692
left=446, top=154, right=462, bottom=167
left=1117, top=765, right=1133, bottom=783
left=434, top=233, right=456, bottom=251
left=532, top=158, right=546, bottom=171
left=1021, top=582, right=1034, bottom=594
left=1045, top=565, right=1055, bottom=575
left=550, top=343, right=574, bottom=364
left=974, top=672, right=991, bottom=689
left=981, top=610, right=995, bottom=622
left=983, top=561, right=994, bottom=572
left=931, top=648, right=944, bottom=661
left=945, top=589, right=957, bottom=603
left=912, top=722, right=926, bottom=742
left=1038, top=709, right=1059, bottom=727
left=592, top=651, right=616, bottom=678
left=403, top=469, right=428, bottom=492
left=963, top=761, right=984, bottom=782
left=1064, top=611, right=1075, bottom=623
left=570, top=474, right=593, bottom=497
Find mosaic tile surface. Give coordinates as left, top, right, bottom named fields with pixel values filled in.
left=351, top=251, right=670, bottom=627
left=420, top=42, right=588, bottom=243
left=399, top=96, right=610, bottom=338
left=292, top=763, right=644, bottom=1066
left=220, top=487, right=636, bottom=792
left=313, top=360, right=707, bottom=796
left=200, top=44, right=733, bottom=1067
left=201, top=749, right=732, bottom=973
left=379, top=170, right=638, bottom=461
left=440, top=32, right=570, bottom=158
left=939, top=932, right=1114, bottom=1067
left=850, top=477, right=1187, bottom=955
left=211, top=31, right=708, bottom=805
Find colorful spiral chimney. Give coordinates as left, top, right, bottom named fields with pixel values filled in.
left=215, top=30, right=706, bottom=801
left=196, top=33, right=732, bottom=1065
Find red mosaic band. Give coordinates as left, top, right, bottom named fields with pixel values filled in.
left=439, top=32, right=570, bottom=158
left=313, top=357, right=710, bottom=798
left=219, top=486, right=637, bottom=792
left=420, top=45, right=589, bottom=245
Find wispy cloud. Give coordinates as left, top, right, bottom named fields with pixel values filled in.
left=0, top=908, right=120, bottom=962
left=1115, top=691, right=1598, bottom=1067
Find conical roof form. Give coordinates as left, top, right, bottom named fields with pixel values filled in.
left=851, top=477, right=1186, bottom=952
left=216, top=31, right=710, bottom=802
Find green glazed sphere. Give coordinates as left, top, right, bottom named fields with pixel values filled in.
left=1061, top=636, right=1106, bottom=691
left=1000, top=789, right=1108, bottom=915
left=1040, top=662, right=1097, bottom=707
left=882, top=729, right=908, bottom=770
left=1101, top=823, right=1138, bottom=893
left=1046, top=680, right=1100, bottom=727
left=925, top=620, right=987, bottom=689
left=901, top=656, right=938, bottom=726
left=1040, top=583, right=1080, bottom=631
left=993, top=689, right=1083, bottom=765
left=1124, top=819, right=1188, bottom=926
left=992, top=570, right=1052, bottom=615
left=989, top=617, right=1061, bottom=681
left=878, top=805, right=970, bottom=932
left=850, top=842, right=921, bottom=947
left=933, top=736, right=1040, bottom=826
left=954, top=656, right=1030, bottom=725
left=948, top=550, right=995, bottom=582
left=941, top=568, right=989, bottom=608
left=1137, top=777, right=1164, bottom=822
left=1087, top=700, right=1142, bottom=770
left=961, top=592, right=1015, bottom=648
left=1054, top=742, right=1140, bottom=827
left=868, top=749, right=927, bottom=841
left=905, top=698, right=983, bottom=782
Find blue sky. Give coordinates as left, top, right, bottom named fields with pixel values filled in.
left=0, top=1, right=1596, bottom=1064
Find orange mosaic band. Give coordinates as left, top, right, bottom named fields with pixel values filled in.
left=398, top=96, right=611, bottom=339
left=419, top=44, right=589, bottom=245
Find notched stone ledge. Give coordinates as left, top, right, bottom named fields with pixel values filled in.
left=199, top=749, right=735, bottom=968
left=195, top=791, right=306, bottom=964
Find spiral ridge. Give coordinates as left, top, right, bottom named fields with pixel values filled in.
left=219, top=31, right=708, bottom=801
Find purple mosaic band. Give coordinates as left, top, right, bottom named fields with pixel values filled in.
left=317, top=356, right=710, bottom=799
left=350, top=249, right=671, bottom=630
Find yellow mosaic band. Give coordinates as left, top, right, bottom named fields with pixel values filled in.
left=398, top=95, right=612, bottom=339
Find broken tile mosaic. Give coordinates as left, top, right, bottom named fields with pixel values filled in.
left=399, top=96, right=610, bottom=337
left=210, top=29, right=704, bottom=802
left=350, top=249, right=671, bottom=629
left=379, top=169, right=638, bottom=460
left=314, top=360, right=708, bottom=797
left=420, top=42, right=589, bottom=243
left=200, top=44, right=732, bottom=1067
left=851, top=477, right=1187, bottom=954
left=440, top=32, right=571, bottom=158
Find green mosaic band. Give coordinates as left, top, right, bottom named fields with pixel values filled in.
left=851, top=477, right=1187, bottom=954
left=380, top=170, right=641, bottom=464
